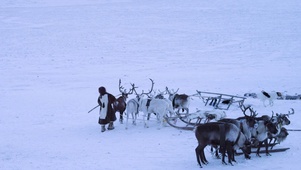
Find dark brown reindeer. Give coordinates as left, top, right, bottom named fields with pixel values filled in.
left=113, top=79, right=134, bottom=124
left=195, top=122, right=250, bottom=168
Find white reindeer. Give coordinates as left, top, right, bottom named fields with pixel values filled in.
left=152, top=89, right=175, bottom=117
left=125, top=97, right=140, bottom=129
left=138, top=98, right=173, bottom=128
left=125, top=79, right=174, bottom=129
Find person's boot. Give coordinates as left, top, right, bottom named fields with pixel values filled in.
left=108, top=122, right=114, bottom=130
left=101, top=125, right=106, bottom=132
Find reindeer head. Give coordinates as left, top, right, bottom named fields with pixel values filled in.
left=240, top=104, right=258, bottom=128
left=271, top=108, right=294, bottom=126
left=118, top=79, right=134, bottom=99
left=153, top=89, right=167, bottom=99
left=166, top=87, right=179, bottom=100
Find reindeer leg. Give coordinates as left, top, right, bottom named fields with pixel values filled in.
left=226, top=143, right=234, bottom=165
left=132, top=112, right=136, bottom=125
left=134, top=112, right=138, bottom=125
left=214, top=146, right=220, bottom=159
left=256, top=142, right=262, bottom=157
left=210, top=145, right=219, bottom=159
left=221, top=153, right=227, bottom=165
left=144, top=112, right=149, bottom=128
left=232, top=149, right=236, bottom=162
left=157, top=112, right=163, bottom=130
left=147, top=113, right=151, bottom=120
left=264, top=139, right=271, bottom=156
left=221, top=146, right=227, bottom=165
left=195, top=146, right=203, bottom=168
left=201, top=148, right=208, bottom=165
left=119, top=111, right=124, bottom=124
left=215, top=148, right=220, bottom=159
left=268, top=137, right=277, bottom=150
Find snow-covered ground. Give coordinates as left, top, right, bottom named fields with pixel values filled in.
left=1, top=0, right=301, bottom=169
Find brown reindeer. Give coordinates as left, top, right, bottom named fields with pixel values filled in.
left=114, top=79, right=134, bottom=124
left=195, top=122, right=250, bottom=167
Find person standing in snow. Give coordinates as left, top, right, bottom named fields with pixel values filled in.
left=97, top=86, right=117, bottom=132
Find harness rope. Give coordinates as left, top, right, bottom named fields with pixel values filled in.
left=234, top=131, right=241, bottom=145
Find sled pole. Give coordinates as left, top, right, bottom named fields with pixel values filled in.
left=88, top=105, right=100, bottom=113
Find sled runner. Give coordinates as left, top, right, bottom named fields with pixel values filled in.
left=236, top=147, right=290, bottom=155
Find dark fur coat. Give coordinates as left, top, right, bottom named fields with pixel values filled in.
left=98, top=92, right=116, bottom=125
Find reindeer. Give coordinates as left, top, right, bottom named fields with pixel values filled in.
left=125, top=95, right=140, bottom=129
left=153, top=89, right=175, bottom=118
left=215, top=104, right=257, bottom=159
left=270, top=108, right=293, bottom=127
left=166, top=87, right=190, bottom=114
left=268, top=108, right=294, bottom=148
left=268, top=127, right=289, bottom=149
left=246, top=107, right=279, bottom=157
left=125, top=79, right=174, bottom=129
left=195, top=122, right=251, bottom=168
left=124, top=81, right=145, bottom=129
left=113, top=79, right=134, bottom=124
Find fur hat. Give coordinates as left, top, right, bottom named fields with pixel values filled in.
left=98, top=86, right=106, bottom=95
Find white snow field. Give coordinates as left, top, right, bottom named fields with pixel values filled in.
left=1, top=0, right=301, bottom=169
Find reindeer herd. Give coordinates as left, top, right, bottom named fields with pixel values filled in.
left=195, top=106, right=294, bottom=168
left=110, top=79, right=295, bottom=168
left=113, top=79, right=190, bottom=129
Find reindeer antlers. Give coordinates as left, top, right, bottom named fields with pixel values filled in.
left=132, top=78, right=155, bottom=97
left=118, top=79, right=134, bottom=95
left=166, top=87, right=179, bottom=94
left=142, top=78, right=154, bottom=95
left=271, top=108, right=294, bottom=117
left=240, top=104, right=250, bottom=117
left=287, top=108, right=295, bottom=116
left=239, top=104, right=258, bottom=117
left=248, top=107, right=258, bottom=117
